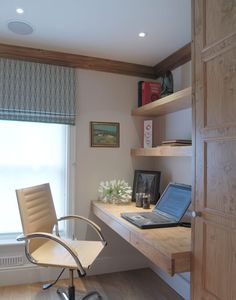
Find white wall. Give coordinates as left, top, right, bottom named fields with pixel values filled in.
left=74, top=69, right=153, bottom=274
left=154, top=107, right=192, bottom=190
left=150, top=62, right=192, bottom=300
left=74, top=65, right=192, bottom=300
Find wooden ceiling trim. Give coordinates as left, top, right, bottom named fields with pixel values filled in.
left=0, top=42, right=191, bottom=79
left=0, top=43, right=156, bottom=79
left=154, top=42, right=191, bottom=77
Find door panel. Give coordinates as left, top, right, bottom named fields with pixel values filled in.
left=192, top=0, right=236, bottom=299
left=205, top=0, right=236, bottom=46
left=205, top=48, right=236, bottom=127
left=205, top=49, right=236, bottom=126
left=206, top=140, right=236, bottom=213
left=203, top=222, right=231, bottom=299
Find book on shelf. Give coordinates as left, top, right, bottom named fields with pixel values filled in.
left=137, top=81, right=161, bottom=106
left=161, top=139, right=192, bottom=146
left=142, top=81, right=161, bottom=106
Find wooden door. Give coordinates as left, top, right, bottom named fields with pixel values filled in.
left=191, top=0, right=236, bottom=299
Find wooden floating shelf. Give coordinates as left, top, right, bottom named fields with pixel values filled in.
left=132, top=87, right=192, bottom=117
left=131, top=145, right=192, bottom=157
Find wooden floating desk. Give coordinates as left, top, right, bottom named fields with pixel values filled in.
left=92, top=201, right=191, bottom=276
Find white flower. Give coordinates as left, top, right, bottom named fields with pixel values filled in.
left=98, top=179, right=132, bottom=204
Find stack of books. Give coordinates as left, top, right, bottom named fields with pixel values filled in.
left=161, top=139, right=192, bottom=146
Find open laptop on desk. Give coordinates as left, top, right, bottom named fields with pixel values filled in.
left=121, top=182, right=191, bottom=229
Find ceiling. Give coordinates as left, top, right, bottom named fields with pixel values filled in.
left=0, top=0, right=191, bottom=66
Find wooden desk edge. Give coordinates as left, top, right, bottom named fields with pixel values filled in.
left=91, top=201, right=191, bottom=275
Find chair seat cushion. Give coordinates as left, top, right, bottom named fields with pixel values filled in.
left=31, top=239, right=104, bottom=269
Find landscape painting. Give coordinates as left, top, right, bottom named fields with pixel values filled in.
left=90, top=122, right=120, bottom=147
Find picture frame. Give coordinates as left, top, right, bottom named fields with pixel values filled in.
left=132, top=170, right=161, bottom=204
left=90, top=121, right=120, bottom=147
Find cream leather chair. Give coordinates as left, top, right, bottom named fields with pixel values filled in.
left=16, top=183, right=106, bottom=300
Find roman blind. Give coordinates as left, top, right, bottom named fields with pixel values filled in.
left=0, top=58, right=76, bottom=125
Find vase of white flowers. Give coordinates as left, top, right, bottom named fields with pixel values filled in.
left=98, top=179, right=132, bottom=204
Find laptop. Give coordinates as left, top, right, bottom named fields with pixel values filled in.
left=121, top=182, right=191, bottom=229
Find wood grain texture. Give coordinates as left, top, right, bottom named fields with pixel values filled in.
left=0, top=268, right=184, bottom=300
left=204, top=0, right=236, bottom=47
left=191, top=0, right=236, bottom=299
left=0, top=42, right=191, bottom=79
left=131, top=87, right=192, bottom=117
left=92, top=201, right=191, bottom=276
left=205, top=48, right=236, bottom=128
left=154, top=43, right=191, bottom=77
left=202, top=31, right=236, bottom=62
left=130, top=146, right=192, bottom=157
left=0, top=43, right=156, bottom=79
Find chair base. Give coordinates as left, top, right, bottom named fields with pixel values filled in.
left=57, top=287, right=102, bottom=300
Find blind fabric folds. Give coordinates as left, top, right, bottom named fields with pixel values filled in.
left=0, top=58, right=76, bottom=125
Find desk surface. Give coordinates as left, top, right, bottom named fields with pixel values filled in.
left=92, top=201, right=191, bottom=276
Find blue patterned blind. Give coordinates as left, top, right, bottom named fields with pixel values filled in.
left=0, top=58, right=76, bottom=125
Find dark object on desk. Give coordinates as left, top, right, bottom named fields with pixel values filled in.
left=135, top=192, right=143, bottom=207
left=122, top=182, right=191, bottom=229
left=135, top=193, right=151, bottom=209
left=132, top=170, right=161, bottom=205
left=179, top=222, right=191, bottom=228
left=142, top=194, right=150, bottom=209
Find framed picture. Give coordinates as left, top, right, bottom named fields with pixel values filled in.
left=132, top=170, right=161, bottom=204
left=90, top=122, right=120, bottom=147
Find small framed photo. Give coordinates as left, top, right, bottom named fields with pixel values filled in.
left=90, top=122, right=120, bottom=147
left=132, top=170, right=161, bottom=204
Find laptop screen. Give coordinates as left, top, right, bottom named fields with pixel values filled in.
left=154, top=183, right=191, bottom=220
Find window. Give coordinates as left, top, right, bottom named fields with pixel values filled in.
left=0, top=120, right=70, bottom=237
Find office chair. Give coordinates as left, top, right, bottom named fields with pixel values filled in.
left=16, top=183, right=107, bottom=300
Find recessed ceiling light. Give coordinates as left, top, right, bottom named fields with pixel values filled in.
left=8, top=21, right=33, bottom=35
left=138, top=32, right=147, bottom=38
left=16, top=8, right=24, bottom=14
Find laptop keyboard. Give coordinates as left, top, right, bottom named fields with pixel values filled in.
left=131, top=212, right=173, bottom=224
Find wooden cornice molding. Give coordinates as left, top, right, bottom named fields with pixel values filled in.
left=0, top=42, right=191, bottom=79
left=154, top=42, right=191, bottom=78
left=0, top=43, right=156, bottom=79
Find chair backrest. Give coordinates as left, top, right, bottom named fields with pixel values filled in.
left=16, top=183, right=58, bottom=253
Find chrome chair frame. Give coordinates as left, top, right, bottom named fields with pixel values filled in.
left=16, top=183, right=107, bottom=300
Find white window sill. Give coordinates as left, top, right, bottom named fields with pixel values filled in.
left=0, top=239, right=24, bottom=246
left=0, top=233, right=24, bottom=246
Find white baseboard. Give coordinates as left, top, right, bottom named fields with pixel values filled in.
left=150, top=263, right=190, bottom=300
left=0, top=264, right=71, bottom=286
left=0, top=254, right=148, bottom=286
